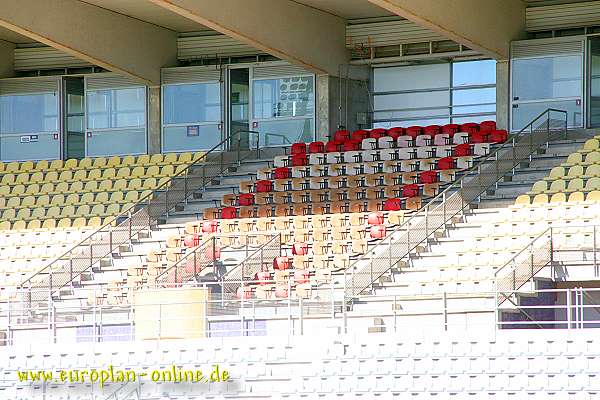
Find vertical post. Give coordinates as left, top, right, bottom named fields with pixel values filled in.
left=240, top=286, right=245, bottom=337
left=594, top=226, right=598, bottom=277
left=494, top=290, right=499, bottom=333
left=330, top=276, right=335, bottom=319
left=566, top=288, right=572, bottom=330
left=442, top=291, right=448, bottom=332
left=212, top=237, right=217, bottom=275
left=184, top=168, right=188, bottom=205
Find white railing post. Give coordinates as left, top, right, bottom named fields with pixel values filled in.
left=566, top=288, right=571, bottom=330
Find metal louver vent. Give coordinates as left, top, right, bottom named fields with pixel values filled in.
left=14, top=47, right=91, bottom=71
left=161, top=66, right=222, bottom=85
left=511, top=38, right=584, bottom=58
left=177, top=34, right=263, bottom=60
left=0, top=77, right=60, bottom=95
left=86, top=73, right=143, bottom=90
left=346, top=19, right=447, bottom=49
left=252, top=63, right=312, bottom=79
left=526, top=1, right=600, bottom=31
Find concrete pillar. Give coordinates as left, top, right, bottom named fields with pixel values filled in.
left=0, top=40, right=14, bottom=78
left=147, top=87, right=161, bottom=154
left=496, top=60, right=510, bottom=131
left=316, top=75, right=331, bottom=142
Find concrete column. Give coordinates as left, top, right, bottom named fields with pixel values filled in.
left=0, top=40, right=14, bottom=78
left=147, top=87, right=161, bottom=154
left=316, top=75, right=331, bottom=142
left=496, top=60, right=510, bottom=131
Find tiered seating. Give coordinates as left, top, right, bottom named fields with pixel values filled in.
left=526, top=137, right=600, bottom=200
left=0, top=228, right=94, bottom=296
left=132, top=122, right=506, bottom=300
left=0, top=152, right=202, bottom=230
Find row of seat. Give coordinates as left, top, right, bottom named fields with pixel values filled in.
left=1, top=203, right=135, bottom=224
left=0, top=216, right=114, bottom=232
left=528, top=177, right=600, bottom=195
left=0, top=190, right=152, bottom=210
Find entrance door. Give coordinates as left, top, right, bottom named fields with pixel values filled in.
left=589, top=37, right=600, bottom=127
left=63, top=77, right=85, bottom=159
left=228, top=68, right=251, bottom=150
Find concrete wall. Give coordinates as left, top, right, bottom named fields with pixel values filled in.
left=0, top=40, right=14, bottom=78
left=147, top=86, right=161, bottom=154
left=496, top=60, right=510, bottom=131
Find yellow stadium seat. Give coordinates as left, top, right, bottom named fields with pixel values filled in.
left=68, top=181, right=84, bottom=194
left=0, top=221, right=10, bottom=231
left=177, top=152, right=192, bottom=164
left=149, top=154, right=163, bottom=164
left=0, top=198, right=4, bottom=208
left=564, top=152, right=583, bottom=167
left=5, top=161, right=19, bottom=173
left=116, top=167, right=131, bottom=178
left=159, top=165, right=174, bottom=177
left=547, top=179, right=566, bottom=194
left=78, top=158, right=93, bottom=169
left=90, top=157, right=105, bottom=169
left=544, top=166, right=565, bottom=181
left=12, top=184, right=25, bottom=196
left=6, top=197, right=20, bottom=209
left=585, top=177, right=600, bottom=191
left=158, top=177, right=170, bottom=187
left=121, top=155, right=136, bottom=166
left=21, top=196, right=35, bottom=208
left=142, top=178, right=157, bottom=189
left=72, top=169, right=87, bottom=182
left=90, top=204, right=105, bottom=216
left=26, top=183, right=40, bottom=195
left=44, top=171, right=59, bottom=183
left=587, top=190, right=600, bottom=202
left=65, top=193, right=80, bottom=205
left=80, top=192, right=95, bottom=205
left=59, top=170, right=72, bottom=181
left=532, top=194, right=548, bottom=204
left=0, top=161, right=4, bottom=173
left=40, top=182, right=54, bottom=194
left=584, top=164, right=600, bottom=179
left=1, top=173, right=14, bottom=185
left=87, top=169, right=101, bottom=181
left=137, top=155, right=150, bottom=165
left=128, top=178, right=142, bottom=190
left=98, top=180, right=113, bottom=191
left=49, top=159, right=64, bottom=170
left=107, top=156, right=121, bottom=167
left=35, top=160, right=49, bottom=171
left=163, top=153, right=177, bottom=165
left=64, top=159, right=78, bottom=170
left=0, top=186, right=8, bottom=197
left=20, top=161, right=34, bottom=172
left=581, top=139, right=600, bottom=154
left=527, top=181, right=546, bottom=195
left=3, top=209, right=16, bottom=220
left=567, top=165, right=584, bottom=179
left=583, top=151, right=600, bottom=166
left=16, top=208, right=31, bottom=220
left=61, top=205, right=76, bottom=217
left=57, top=218, right=72, bottom=229
left=72, top=217, right=87, bottom=228
left=106, top=203, right=121, bottom=216
left=75, top=205, right=90, bottom=216
left=568, top=192, right=585, bottom=203
left=175, top=164, right=187, bottom=174
left=12, top=220, right=26, bottom=231
left=27, top=219, right=41, bottom=230
left=32, top=207, right=46, bottom=219
left=140, top=190, right=152, bottom=202
left=93, top=192, right=109, bottom=205
left=87, top=216, right=102, bottom=228
left=102, top=168, right=116, bottom=179
left=565, top=178, right=583, bottom=193
left=84, top=181, right=98, bottom=192
left=46, top=206, right=61, bottom=219
left=131, top=166, right=145, bottom=178
left=109, top=191, right=124, bottom=204
left=113, top=179, right=127, bottom=191
left=550, top=193, right=566, bottom=203
left=15, top=173, right=29, bottom=185
left=124, top=191, right=139, bottom=203
left=42, top=219, right=56, bottom=229
left=144, top=165, right=159, bottom=178
left=50, top=195, right=65, bottom=207
left=36, top=195, right=50, bottom=207
left=30, top=171, right=44, bottom=183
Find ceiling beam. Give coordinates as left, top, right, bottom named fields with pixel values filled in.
left=147, top=0, right=349, bottom=76
left=0, top=0, right=177, bottom=86
left=367, top=0, right=526, bottom=60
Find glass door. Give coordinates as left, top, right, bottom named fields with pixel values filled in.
left=589, top=37, right=600, bottom=127
left=228, top=67, right=251, bottom=150
left=63, top=77, right=85, bottom=159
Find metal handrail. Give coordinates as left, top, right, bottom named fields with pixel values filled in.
left=345, top=108, right=568, bottom=298
left=19, top=129, right=261, bottom=300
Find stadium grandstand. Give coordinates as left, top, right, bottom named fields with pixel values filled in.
left=2, top=0, right=600, bottom=398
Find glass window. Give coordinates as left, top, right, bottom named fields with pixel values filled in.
left=374, top=64, right=450, bottom=92
left=453, top=60, right=497, bottom=87
left=452, top=87, right=497, bottom=115
left=512, top=55, right=582, bottom=101
left=252, top=76, right=314, bottom=119
left=0, top=93, right=58, bottom=134
left=87, top=87, right=146, bottom=130
left=163, top=82, right=221, bottom=125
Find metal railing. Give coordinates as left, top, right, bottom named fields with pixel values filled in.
left=345, top=109, right=568, bottom=298
left=18, top=130, right=262, bottom=303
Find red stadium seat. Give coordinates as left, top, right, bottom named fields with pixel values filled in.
left=326, top=141, right=344, bottom=152
left=489, top=130, right=508, bottom=143
left=291, top=142, right=307, bottom=155
left=406, top=126, right=423, bottom=138
left=308, top=141, right=325, bottom=153
left=274, top=167, right=291, bottom=179
left=256, top=180, right=273, bottom=192
left=295, top=270, right=310, bottom=285
left=424, top=125, right=441, bottom=136
left=238, top=193, right=254, bottom=206
left=460, top=123, right=479, bottom=134
left=420, top=170, right=438, bottom=184
left=343, top=140, right=361, bottom=151
left=291, top=154, right=308, bottom=167
left=403, top=184, right=420, bottom=198
left=480, top=120, right=497, bottom=132
left=292, top=242, right=308, bottom=256
left=469, top=132, right=486, bottom=144
left=236, top=286, right=252, bottom=299
left=437, top=157, right=456, bottom=170
left=454, top=143, right=472, bottom=157
left=202, top=220, right=218, bottom=233
left=384, top=198, right=402, bottom=211
left=221, top=207, right=237, bottom=219
left=273, top=256, right=291, bottom=270
left=334, top=130, right=351, bottom=142
left=370, top=225, right=387, bottom=239
left=205, top=246, right=221, bottom=261
left=183, top=234, right=201, bottom=247
left=255, top=270, right=271, bottom=285
left=352, top=130, right=370, bottom=141
left=368, top=211, right=384, bottom=226
left=442, top=124, right=460, bottom=136
left=387, top=127, right=405, bottom=140
left=370, top=128, right=387, bottom=139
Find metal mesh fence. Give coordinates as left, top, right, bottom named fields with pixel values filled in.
left=154, top=237, right=219, bottom=288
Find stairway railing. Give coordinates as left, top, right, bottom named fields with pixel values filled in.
left=19, top=130, right=261, bottom=302
left=345, top=109, right=568, bottom=298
